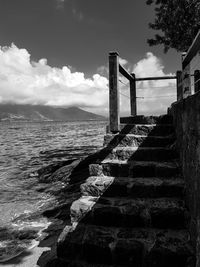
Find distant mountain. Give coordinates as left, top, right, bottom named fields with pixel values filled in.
left=0, top=104, right=106, bottom=121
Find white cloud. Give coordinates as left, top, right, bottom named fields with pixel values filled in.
left=119, top=57, right=128, bottom=66
left=0, top=44, right=108, bottom=112
left=97, top=65, right=109, bottom=77
left=0, top=45, right=176, bottom=116
left=118, top=52, right=176, bottom=116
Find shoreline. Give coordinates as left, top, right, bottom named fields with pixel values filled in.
left=0, top=226, right=60, bottom=267
left=0, top=245, right=51, bottom=267
left=0, top=143, right=101, bottom=266
left=0, top=214, right=67, bottom=267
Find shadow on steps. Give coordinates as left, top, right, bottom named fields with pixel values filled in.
left=40, top=115, right=196, bottom=267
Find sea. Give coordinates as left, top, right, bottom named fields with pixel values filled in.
left=0, top=120, right=107, bottom=262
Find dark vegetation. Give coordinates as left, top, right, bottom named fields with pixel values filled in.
left=146, top=0, right=200, bottom=52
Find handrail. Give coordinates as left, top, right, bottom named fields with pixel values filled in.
left=135, top=76, right=177, bottom=81
left=182, top=30, right=200, bottom=69
left=109, top=51, right=136, bottom=132
left=108, top=51, right=180, bottom=133
left=119, top=64, right=134, bottom=81
left=180, top=30, right=200, bottom=98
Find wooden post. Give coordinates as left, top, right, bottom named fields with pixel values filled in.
left=130, top=73, right=137, bottom=116
left=194, top=70, right=200, bottom=93
left=182, top=64, right=191, bottom=98
left=176, top=71, right=183, bottom=101
left=109, top=52, right=120, bottom=132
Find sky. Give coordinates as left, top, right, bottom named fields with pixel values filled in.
left=0, top=0, right=183, bottom=115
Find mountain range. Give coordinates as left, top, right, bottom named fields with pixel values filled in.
left=0, top=104, right=106, bottom=121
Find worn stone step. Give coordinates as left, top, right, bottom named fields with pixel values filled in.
left=104, top=147, right=178, bottom=161
left=107, top=123, right=175, bottom=136
left=44, top=258, right=113, bottom=267
left=104, top=134, right=175, bottom=148
left=48, top=258, right=118, bottom=267
left=103, top=177, right=184, bottom=198
left=81, top=197, right=188, bottom=229
left=90, top=160, right=180, bottom=178
left=57, top=224, right=194, bottom=267
left=120, top=115, right=173, bottom=125
left=80, top=176, right=184, bottom=199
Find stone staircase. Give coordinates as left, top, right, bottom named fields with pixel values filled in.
left=56, top=115, right=195, bottom=267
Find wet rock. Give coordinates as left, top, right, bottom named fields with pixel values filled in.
left=46, top=160, right=81, bottom=183
left=38, top=159, right=76, bottom=182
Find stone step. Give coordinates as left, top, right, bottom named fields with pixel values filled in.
left=57, top=224, right=194, bottom=267
left=81, top=197, right=188, bottom=229
left=48, top=258, right=117, bottom=267
left=90, top=160, right=180, bottom=178
left=120, top=115, right=173, bottom=125
left=107, top=123, right=175, bottom=136
left=103, top=147, right=178, bottom=161
left=104, top=134, right=175, bottom=148
left=81, top=176, right=184, bottom=198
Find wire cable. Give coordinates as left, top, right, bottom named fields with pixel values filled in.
left=119, top=79, right=129, bottom=86
left=119, top=92, right=130, bottom=99
left=137, top=85, right=176, bottom=90
left=137, top=95, right=176, bottom=99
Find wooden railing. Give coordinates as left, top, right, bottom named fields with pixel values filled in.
left=109, top=52, right=177, bottom=132
left=109, top=52, right=136, bottom=132
left=180, top=30, right=200, bottom=98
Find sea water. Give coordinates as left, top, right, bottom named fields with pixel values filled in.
left=0, top=120, right=107, bottom=262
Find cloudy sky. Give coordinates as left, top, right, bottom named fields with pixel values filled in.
left=0, top=0, right=182, bottom=115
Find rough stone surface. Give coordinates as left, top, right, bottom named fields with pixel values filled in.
left=107, top=123, right=175, bottom=136
left=89, top=160, right=180, bottom=178
left=57, top=224, right=194, bottom=267
left=104, top=134, right=175, bottom=148
left=103, top=147, right=178, bottom=161
left=82, top=197, right=188, bottom=229
left=169, top=91, right=200, bottom=265
left=80, top=176, right=114, bottom=197
left=53, top=115, right=195, bottom=267
left=101, top=176, right=185, bottom=198
left=120, top=115, right=173, bottom=125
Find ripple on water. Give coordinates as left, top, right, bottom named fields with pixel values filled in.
left=0, top=216, right=51, bottom=262
left=0, top=120, right=107, bottom=262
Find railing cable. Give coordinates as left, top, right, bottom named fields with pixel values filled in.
left=191, top=77, right=200, bottom=88
left=137, top=85, right=176, bottom=90
left=137, top=95, right=176, bottom=99
left=119, top=79, right=129, bottom=86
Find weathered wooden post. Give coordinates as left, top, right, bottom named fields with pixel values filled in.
left=176, top=70, right=183, bottom=101
left=130, top=73, right=137, bottom=116
left=194, top=70, right=200, bottom=93
left=182, top=66, right=191, bottom=98
left=109, top=52, right=120, bottom=132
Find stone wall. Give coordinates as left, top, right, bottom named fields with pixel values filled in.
left=168, top=91, right=200, bottom=266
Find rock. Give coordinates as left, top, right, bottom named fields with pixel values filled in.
left=47, top=160, right=81, bottom=183
left=38, top=159, right=76, bottom=182
left=70, top=196, right=98, bottom=223
left=80, top=176, right=114, bottom=197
